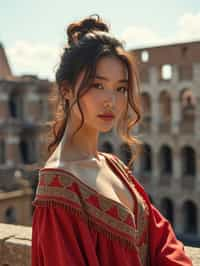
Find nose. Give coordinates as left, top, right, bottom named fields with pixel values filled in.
left=104, top=89, right=116, bottom=105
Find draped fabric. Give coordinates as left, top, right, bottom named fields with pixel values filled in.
left=31, top=152, right=192, bottom=266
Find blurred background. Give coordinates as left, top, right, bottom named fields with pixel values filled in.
left=0, top=0, right=200, bottom=248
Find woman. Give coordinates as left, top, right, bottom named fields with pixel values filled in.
left=32, top=14, right=192, bottom=266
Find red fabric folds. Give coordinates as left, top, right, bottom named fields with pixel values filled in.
left=31, top=153, right=192, bottom=266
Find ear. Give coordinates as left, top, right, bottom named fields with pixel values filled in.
left=60, top=81, right=73, bottom=100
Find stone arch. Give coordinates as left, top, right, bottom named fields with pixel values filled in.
left=179, top=88, right=196, bottom=132
left=160, top=197, right=174, bottom=226
left=19, top=136, right=37, bottom=164
left=8, top=90, right=24, bottom=119
left=159, top=144, right=173, bottom=175
left=141, top=92, right=151, bottom=117
left=5, top=206, right=17, bottom=224
left=180, top=146, right=196, bottom=189
left=140, top=143, right=152, bottom=174
left=160, top=64, right=173, bottom=80
left=119, top=142, right=132, bottom=165
left=0, top=138, right=6, bottom=164
left=182, top=200, right=198, bottom=234
left=181, top=146, right=196, bottom=176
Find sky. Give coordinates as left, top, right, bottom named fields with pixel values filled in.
left=1, top=0, right=200, bottom=80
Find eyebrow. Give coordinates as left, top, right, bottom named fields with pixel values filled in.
left=95, top=75, right=128, bottom=83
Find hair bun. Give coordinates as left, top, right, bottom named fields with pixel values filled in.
left=66, top=14, right=109, bottom=46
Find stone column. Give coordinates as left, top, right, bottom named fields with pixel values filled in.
left=149, top=66, right=159, bottom=86
left=173, top=148, right=182, bottom=188
left=6, top=135, right=21, bottom=166
left=174, top=200, right=183, bottom=234
left=195, top=149, right=200, bottom=192
left=195, top=96, right=200, bottom=134
left=193, top=63, right=200, bottom=83
left=152, top=146, right=160, bottom=186
left=171, top=96, right=181, bottom=134
left=151, top=95, right=159, bottom=134
left=198, top=205, right=200, bottom=236
left=171, top=65, right=179, bottom=84
left=0, top=93, right=9, bottom=122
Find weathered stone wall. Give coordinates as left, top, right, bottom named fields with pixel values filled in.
left=0, top=223, right=199, bottom=266
left=0, top=223, right=31, bottom=266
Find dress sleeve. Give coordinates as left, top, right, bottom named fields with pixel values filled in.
left=31, top=205, right=94, bottom=266
left=149, top=204, right=193, bottom=266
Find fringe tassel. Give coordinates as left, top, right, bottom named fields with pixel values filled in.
left=33, top=198, right=138, bottom=251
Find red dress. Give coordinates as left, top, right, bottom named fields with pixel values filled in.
left=31, top=153, right=192, bottom=266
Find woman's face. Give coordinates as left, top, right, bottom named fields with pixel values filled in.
left=68, top=55, right=128, bottom=133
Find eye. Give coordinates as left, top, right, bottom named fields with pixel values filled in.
left=117, top=87, right=128, bottom=94
left=91, top=83, right=104, bottom=90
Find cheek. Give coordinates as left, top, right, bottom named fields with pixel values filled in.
left=116, top=95, right=127, bottom=113
left=78, top=93, right=99, bottom=118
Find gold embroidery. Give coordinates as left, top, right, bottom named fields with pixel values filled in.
left=33, top=153, right=149, bottom=265
left=33, top=170, right=137, bottom=243
left=104, top=153, right=149, bottom=266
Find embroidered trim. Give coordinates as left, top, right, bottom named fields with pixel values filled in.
left=107, top=154, right=149, bottom=266
left=32, top=153, right=149, bottom=265
left=33, top=198, right=139, bottom=252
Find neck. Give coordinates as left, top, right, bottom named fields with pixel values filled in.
left=57, top=122, right=100, bottom=162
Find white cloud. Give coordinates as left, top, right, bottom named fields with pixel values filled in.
left=5, top=12, right=200, bottom=80
left=7, top=40, right=63, bottom=81
left=121, top=12, right=200, bottom=49
left=120, top=26, right=164, bottom=49
left=177, top=12, right=200, bottom=41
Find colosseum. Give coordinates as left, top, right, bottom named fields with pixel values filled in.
left=0, top=40, right=199, bottom=246
left=99, top=41, right=200, bottom=246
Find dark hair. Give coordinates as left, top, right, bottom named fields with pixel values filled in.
left=46, top=14, right=142, bottom=168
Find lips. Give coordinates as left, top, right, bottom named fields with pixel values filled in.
left=98, top=113, right=115, bottom=118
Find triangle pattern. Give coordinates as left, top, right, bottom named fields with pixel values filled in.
left=66, top=182, right=81, bottom=196
left=106, top=205, right=120, bottom=219
left=124, top=213, right=135, bottom=227
left=48, top=175, right=63, bottom=187
left=85, top=194, right=101, bottom=209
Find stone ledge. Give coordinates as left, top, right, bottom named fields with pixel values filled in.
left=0, top=222, right=199, bottom=266
left=0, top=223, right=32, bottom=266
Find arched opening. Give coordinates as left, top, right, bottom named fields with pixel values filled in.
left=181, top=146, right=196, bottom=176
left=181, top=146, right=196, bottom=188
left=5, top=207, right=17, bottom=224
left=159, top=145, right=173, bottom=185
left=161, top=198, right=174, bottom=225
left=141, top=50, right=149, bottom=62
left=160, top=64, right=172, bottom=80
left=140, top=144, right=152, bottom=173
left=20, top=137, right=37, bottom=164
left=182, top=201, right=197, bottom=234
left=180, top=89, right=196, bottom=133
left=9, top=91, right=24, bottom=119
left=0, top=139, right=6, bottom=164
left=119, top=142, right=132, bottom=166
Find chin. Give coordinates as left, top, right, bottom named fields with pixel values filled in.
left=99, top=126, right=114, bottom=133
